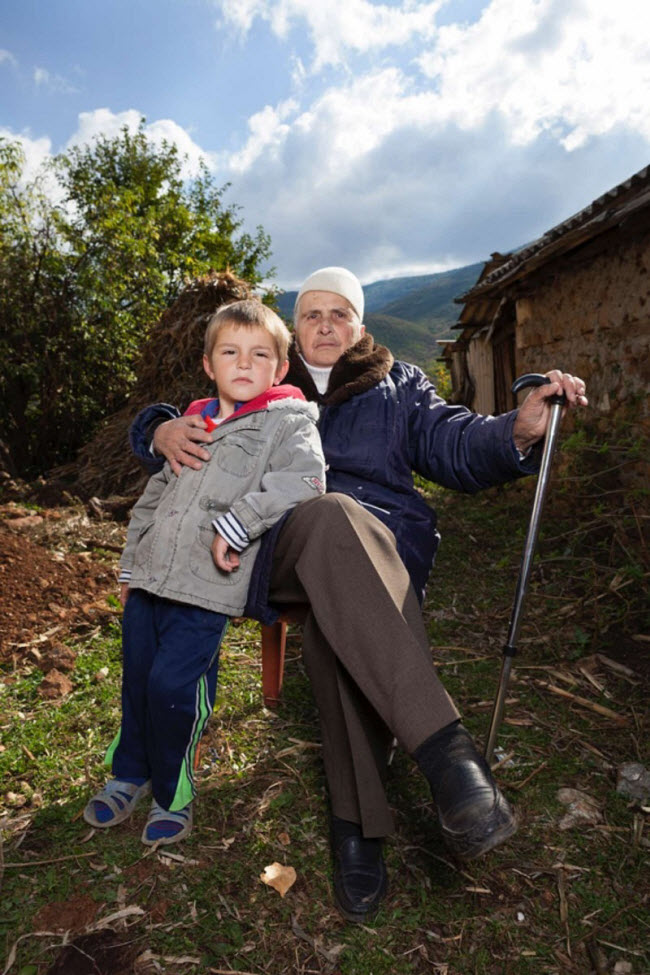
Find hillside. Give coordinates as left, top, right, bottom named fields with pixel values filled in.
left=275, top=261, right=483, bottom=365
left=374, top=262, right=482, bottom=328
left=364, top=312, right=439, bottom=364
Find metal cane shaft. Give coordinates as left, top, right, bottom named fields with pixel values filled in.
left=485, top=655, right=514, bottom=762
left=505, top=401, right=564, bottom=650
left=485, top=397, right=565, bottom=762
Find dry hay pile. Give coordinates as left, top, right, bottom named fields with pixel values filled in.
left=58, top=270, right=253, bottom=500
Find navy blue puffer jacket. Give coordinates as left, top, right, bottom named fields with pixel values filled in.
left=129, top=336, right=537, bottom=612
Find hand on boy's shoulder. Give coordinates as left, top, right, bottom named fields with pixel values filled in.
left=154, top=415, right=214, bottom=476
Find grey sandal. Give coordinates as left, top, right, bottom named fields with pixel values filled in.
left=141, top=799, right=193, bottom=846
left=83, top=778, right=151, bottom=828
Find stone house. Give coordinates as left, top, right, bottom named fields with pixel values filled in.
left=441, top=165, right=650, bottom=437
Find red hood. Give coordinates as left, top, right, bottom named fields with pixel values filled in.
left=185, top=385, right=306, bottom=432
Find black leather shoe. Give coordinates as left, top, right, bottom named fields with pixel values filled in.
left=332, top=832, right=387, bottom=923
left=433, top=743, right=517, bottom=861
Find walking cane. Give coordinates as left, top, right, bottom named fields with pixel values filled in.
left=484, top=374, right=567, bottom=763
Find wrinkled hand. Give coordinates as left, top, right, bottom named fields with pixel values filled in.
left=513, top=370, right=588, bottom=452
left=153, top=415, right=213, bottom=476
left=212, top=533, right=240, bottom=573
left=120, top=582, right=130, bottom=607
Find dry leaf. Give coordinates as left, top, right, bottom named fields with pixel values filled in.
left=556, top=788, right=604, bottom=829
left=278, top=831, right=291, bottom=846
left=94, top=905, right=145, bottom=929
left=260, top=861, right=297, bottom=897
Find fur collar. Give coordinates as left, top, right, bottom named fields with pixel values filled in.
left=286, top=334, right=394, bottom=407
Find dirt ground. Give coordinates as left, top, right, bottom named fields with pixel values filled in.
left=0, top=499, right=126, bottom=666
left=1, top=478, right=648, bottom=975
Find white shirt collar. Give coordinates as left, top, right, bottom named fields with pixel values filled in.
left=299, top=354, right=332, bottom=395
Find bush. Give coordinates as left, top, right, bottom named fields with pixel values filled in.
left=0, top=124, right=273, bottom=475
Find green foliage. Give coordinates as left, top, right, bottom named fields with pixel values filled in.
left=423, top=359, right=451, bottom=399
left=0, top=124, right=273, bottom=475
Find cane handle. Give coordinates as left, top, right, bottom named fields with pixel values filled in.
left=512, top=372, right=567, bottom=406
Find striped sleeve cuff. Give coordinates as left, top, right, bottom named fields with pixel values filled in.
left=118, top=568, right=132, bottom=584
left=213, top=513, right=250, bottom=552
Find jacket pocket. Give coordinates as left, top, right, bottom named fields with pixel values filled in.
left=189, top=525, right=253, bottom=585
left=216, top=434, right=265, bottom=477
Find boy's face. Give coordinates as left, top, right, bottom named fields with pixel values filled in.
left=203, top=323, right=289, bottom=417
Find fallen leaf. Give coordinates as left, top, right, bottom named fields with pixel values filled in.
left=94, top=905, right=145, bottom=929
left=260, top=861, right=297, bottom=897
left=157, top=850, right=199, bottom=866
left=278, top=831, right=291, bottom=846
left=556, top=788, right=604, bottom=829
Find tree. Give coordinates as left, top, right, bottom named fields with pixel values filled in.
left=0, top=123, right=273, bottom=475
left=0, top=140, right=70, bottom=475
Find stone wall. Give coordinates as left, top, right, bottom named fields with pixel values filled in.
left=513, top=230, right=650, bottom=437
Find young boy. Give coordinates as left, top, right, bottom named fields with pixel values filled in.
left=84, top=299, right=325, bottom=845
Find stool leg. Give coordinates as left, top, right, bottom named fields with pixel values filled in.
left=193, top=737, right=203, bottom=772
left=261, top=620, right=287, bottom=708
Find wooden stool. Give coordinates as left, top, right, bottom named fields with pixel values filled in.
left=261, top=606, right=308, bottom=708
left=193, top=608, right=307, bottom=770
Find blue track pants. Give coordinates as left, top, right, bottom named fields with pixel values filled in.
left=109, top=589, right=228, bottom=811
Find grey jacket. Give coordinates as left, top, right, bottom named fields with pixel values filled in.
left=121, top=393, right=325, bottom=615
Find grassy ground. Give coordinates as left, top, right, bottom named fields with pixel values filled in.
left=1, top=432, right=648, bottom=975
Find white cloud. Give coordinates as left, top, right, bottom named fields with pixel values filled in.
left=226, top=99, right=298, bottom=172
left=6, top=0, right=650, bottom=287
left=0, top=127, right=60, bottom=201
left=221, top=68, right=442, bottom=186
left=33, top=66, right=80, bottom=95
left=417, top=0, right=650, bottom=148
left=216, top=0, right=650, bottom=146
left=67, top=109, right=214, bottom=178
left=216, top=0, right=443, bottom=69
left=0, top=128, right=53, bottom=180
left=210, top=0, right=650, bottom=283
left=1, top=110, right=216, bottom=196
left=1, top=49, right=17, bottom=67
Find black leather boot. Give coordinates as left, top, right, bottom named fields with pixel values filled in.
left=414, top=723, right=517, bottom=860
left=331, top=817, right=387, bottom=922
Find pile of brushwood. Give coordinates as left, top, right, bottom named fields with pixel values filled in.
left=54, top=270, right=253, bottom=500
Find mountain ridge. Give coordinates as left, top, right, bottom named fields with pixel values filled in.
left=274, top=261, right=483, bottom=366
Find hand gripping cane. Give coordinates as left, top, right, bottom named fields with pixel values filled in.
left=484, top=374, right=567, bottom=763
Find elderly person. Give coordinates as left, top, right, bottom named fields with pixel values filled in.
left=130, top=267, right=588, bottom=923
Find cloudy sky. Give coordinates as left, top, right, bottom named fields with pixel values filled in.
left=2, top=0, right=650, bottom=288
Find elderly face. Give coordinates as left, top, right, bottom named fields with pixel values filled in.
left=295, top=290, right=365, bottom=367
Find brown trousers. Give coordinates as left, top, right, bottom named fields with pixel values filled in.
left=269, top=493, right=459, bottom=837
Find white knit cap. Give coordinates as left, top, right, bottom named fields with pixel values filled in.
left=294, top=266, right=364, bottom=323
